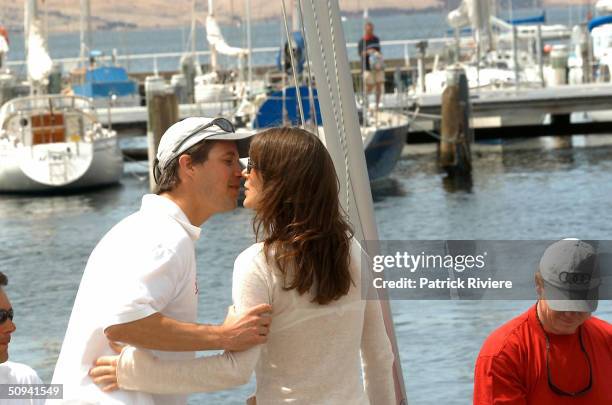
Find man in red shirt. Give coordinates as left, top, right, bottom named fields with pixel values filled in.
left=473, top=239, right=611, bottom=404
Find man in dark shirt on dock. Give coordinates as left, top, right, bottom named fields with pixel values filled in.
left=358, top=22, right=384, bottom=109
left=473, top=239, right=612, bottom=404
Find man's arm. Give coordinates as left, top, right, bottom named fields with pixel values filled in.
left=473, top=351, right=527, bottom=405
left=104, top=303, right=271, bottom=352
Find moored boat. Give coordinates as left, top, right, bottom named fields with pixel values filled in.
left=252, top=85, right=408, bottom=181
left=0, top=95, right=123, bottom=193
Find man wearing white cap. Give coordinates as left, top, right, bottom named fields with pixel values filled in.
left=51, top=117, right=271, bottom=405
left=473, top=239, right=611, bottom=404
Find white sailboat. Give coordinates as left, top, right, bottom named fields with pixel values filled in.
left=0, top=0, right=123, bottom=193
left=193, top=0, right=248, bottom=104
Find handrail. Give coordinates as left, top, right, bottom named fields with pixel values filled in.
left=0, top=95, right=101, bottom=129
left=5, top=37, right=453, bottom=70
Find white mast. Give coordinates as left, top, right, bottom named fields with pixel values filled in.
left=207, top=0, right=218, bottom=71
left=245, top=0, right=252, bottom=92
left=191, top=0, right=197, bottom=57
left=24, top=0, right=38, bottom=58
left=300, top=1, right=407, bottom=403
left=25, top=0, right=52, bottom=89
left=80, top=0, right=92, bottom=66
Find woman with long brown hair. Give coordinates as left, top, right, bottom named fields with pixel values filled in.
left=90, top=127, right=395, bottom=404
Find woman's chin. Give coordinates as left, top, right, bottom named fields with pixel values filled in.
left=243, top=199, right=254, bottom=210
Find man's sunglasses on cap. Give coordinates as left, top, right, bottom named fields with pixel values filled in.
left=0, top=308, right=13, bottom=324
left=171, top=117, right=235, bottom=155
left=154, top=117, right=236, bottom=184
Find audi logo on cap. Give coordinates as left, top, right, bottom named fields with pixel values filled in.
left=559, top=272, right=592, bottom=285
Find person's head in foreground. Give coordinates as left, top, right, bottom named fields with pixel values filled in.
left=535, top=239, right=600, bottom=335
left=153, top=116, right=252, bottom=225
left=243, top=126, right=354, bottom=304
left=364, top=21, right=374, bottom=37
left=473, top=239, right=610, bottom=404
left=0, top=271, right=16, bottom=363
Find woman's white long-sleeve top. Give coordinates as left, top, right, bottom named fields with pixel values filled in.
left=117, top=240, right=396, bottom=404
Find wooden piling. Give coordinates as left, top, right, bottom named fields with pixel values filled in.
left=147, top=91, right=179, bottom=191
left=550, top=113, right=572, bottom=149
left=439, top=67, right=472, bottom=176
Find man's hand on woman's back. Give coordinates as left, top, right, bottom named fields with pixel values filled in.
left=221, top=304, right=272, bottom=351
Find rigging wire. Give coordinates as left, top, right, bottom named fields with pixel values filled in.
left=297, top=0, right=319, bottom=135
left=306, top=1, right=343, bottom=207
left=280, top=17, right=288, bottom=125
left=325, top=0, right=353, bottom=216
left=280, top=0, right=305, bottom=128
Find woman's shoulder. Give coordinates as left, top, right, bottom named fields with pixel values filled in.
left=236, top=242, right=264, bottom=264
left=234, top=242, right=267, bottom=272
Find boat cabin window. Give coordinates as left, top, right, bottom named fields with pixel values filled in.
left=31, top=113, right=66, bottom=145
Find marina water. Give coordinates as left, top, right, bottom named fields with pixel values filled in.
left=2, top=138, right=611, bottom=404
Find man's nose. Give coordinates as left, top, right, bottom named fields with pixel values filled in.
left=234, top=161, right=244, bottom=176
left=562, top=311, right=585, bottom=319
left=2, top=319, right=16, bottom=334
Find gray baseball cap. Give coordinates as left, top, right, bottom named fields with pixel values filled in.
left=539, top=239, right=600, bottom=312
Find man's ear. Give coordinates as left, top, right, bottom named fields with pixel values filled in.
left=535, top=272, right=544, bottom=298
left=178, top=155, right=194, bottom=180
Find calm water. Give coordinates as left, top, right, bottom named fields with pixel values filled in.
left=1, top=138, right=611, bottom=404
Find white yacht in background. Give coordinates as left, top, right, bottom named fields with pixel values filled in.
left=0, top=0, right=123, bottom=193
left=0, top=95, right=123, bottom=192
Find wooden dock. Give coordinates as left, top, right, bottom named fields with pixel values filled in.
left=106, top=81, right=612, bottom=142
left=399, top=83, right=612, bottom=142
left=412, top=83, right=612, bottom=117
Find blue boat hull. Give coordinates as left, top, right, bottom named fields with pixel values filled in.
left=254, top=86, right=408, bottom=181
left=364, top=124, right=408, bottom=181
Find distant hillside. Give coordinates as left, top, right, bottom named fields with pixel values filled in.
left=1, top=0, right=591, bottom=33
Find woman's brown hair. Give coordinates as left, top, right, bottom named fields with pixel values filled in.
left=249, top=127, right=354, bottom=305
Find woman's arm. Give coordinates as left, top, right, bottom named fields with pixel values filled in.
left=115, top=251, right=272, bottom=394
left=116, top=343, right=261, bottom=394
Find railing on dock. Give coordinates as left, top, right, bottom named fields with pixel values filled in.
left=6, top=38, right=452, bottom=74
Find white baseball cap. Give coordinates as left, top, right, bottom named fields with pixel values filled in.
left=156, top=117, right=254, bottom=171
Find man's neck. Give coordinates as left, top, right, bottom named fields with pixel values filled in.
left=160, top=191, right=211, bottom=227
